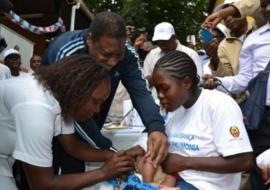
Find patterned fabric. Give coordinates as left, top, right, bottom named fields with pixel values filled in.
left=4, top=10, right=65, bottom=34
left=108, top=174, right=158, bottom=190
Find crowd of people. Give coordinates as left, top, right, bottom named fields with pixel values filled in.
left=0, top=0, right=270, bottom=189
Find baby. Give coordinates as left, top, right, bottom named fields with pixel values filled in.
left=131, top=133, right=180, bottom=190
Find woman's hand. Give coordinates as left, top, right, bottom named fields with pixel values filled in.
left=101, top=151, right=135, bottom=178
left=125, top=145, right=145, bottom=158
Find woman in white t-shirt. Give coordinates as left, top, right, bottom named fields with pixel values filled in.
left=0, top=54, right=135, bottom=190
left=152, top=50, right=254, bottom=190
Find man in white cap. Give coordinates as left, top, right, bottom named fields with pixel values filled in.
left=143, top=22, right=202, bottom=99
left=3, top=48, right=31, bottom=78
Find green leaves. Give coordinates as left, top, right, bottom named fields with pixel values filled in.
left=85, top=0, right=209, bottom=44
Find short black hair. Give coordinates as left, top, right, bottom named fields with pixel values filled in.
left=154, top=50, right=199, bottom=87
left=90, top=11, right=126, bottom=42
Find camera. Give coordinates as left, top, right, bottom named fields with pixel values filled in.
left=199, top=28, right=214, bottom=44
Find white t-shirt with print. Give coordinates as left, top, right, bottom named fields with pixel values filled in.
left=165, top=89, right=252, bottom=190
left=0, top=78, right=74, bottom=177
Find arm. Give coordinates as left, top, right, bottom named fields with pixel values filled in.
left=57, top=134, right=113, bottom=162
left=204, top=39, right=220, bottom=71
left=42, top=39, right=59, bottom=65
left=11, top=103, right=134, bottom=189
left=202, top=36, right=253, bottom=91
left=163, top=152, right=254, bottom=174
left=23, top=163, right=107, bottom=190
left=203, top=0, right=262, bottom=29
left=120, top=45, right=165, bottom=134
left=234, top=0, right=261, bottom=19
left=215, top=39, right=241, bottom=76
left=165, top=92, right=254, bottom=174
left=217, top=35, right=253, bottom=93
left=23, top=151, right=135, bottom=190
left=120, top=45, right=168, bottom=166
left=203, top=6, right=240, bottom=28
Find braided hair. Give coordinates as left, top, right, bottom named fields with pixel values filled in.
left=154, top=50, right=200, bottom=90
left=34, top=54, right=110, bottom=122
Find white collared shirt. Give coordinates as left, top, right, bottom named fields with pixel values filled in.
left=218, top=22, right=270, bottom=105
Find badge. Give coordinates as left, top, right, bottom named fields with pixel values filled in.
left=230, top=126, right=240, bottom=138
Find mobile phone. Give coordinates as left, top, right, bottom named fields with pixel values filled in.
left=199, top=28, right=214, bottom=44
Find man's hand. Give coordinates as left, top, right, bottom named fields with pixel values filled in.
left=201, top=74, right=220, bottom=89
left=134, top=34, right=147, bottom=50
left=101, top=151, right=135, bottom=178
left=202, top=12, right=222, bottom=29
left=204, top=39, right=219, bottom=58
left=202, top=5, right=239, bottom=29
left=146, top=131, right=168, bottom=168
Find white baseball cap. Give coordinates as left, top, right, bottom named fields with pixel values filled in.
left=214, top=0, right=240, bottom=12
left=4, top=48, right=20, bottom=60
left=216, top=23, right=230, bottom=38
left=152, top=22, right=175, bottom=41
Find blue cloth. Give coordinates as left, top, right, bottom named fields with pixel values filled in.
left=108, top=174, right=158, bottom=190
left=176, top=179, right=198, bottom=190
left=42, top=29, right=165, bottom=145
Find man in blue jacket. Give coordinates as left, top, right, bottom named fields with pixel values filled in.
left=43, top=11, right=167, bottom=174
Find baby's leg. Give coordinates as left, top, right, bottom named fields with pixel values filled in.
left=141, top=157, right=158, bottom=182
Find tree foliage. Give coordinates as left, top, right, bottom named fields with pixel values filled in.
left=85, top=0, right=209, bottom=44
